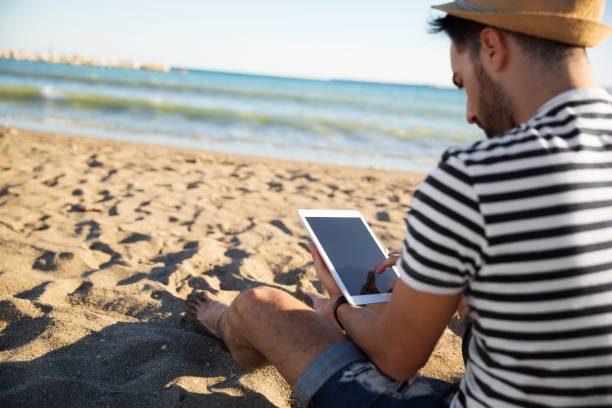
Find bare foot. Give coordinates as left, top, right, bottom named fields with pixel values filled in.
left=185, top=292, right=228, bottom=339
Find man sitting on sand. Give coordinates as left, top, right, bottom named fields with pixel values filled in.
left=185, top=1, right=612, bottom=406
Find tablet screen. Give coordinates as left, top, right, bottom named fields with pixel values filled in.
left=305, top=216, right=397, bottom=296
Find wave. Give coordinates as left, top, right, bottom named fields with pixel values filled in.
left=0, top=84, right=276, bottom=121
left=0, top=83, right=41, bottom=101
left=0, top=66, right=377, bottom=108
left=0, top=66, right=465, bottom=118
left=0, top=84, right=476, bottom=144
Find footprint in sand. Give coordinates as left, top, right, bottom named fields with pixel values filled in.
left=75, top=220, right=101, bottom=240
left=109, top=202, right=119, bottom=216
left=88, top=154, right=103, bottom=168
left=119, top=233, right=150, bottom=244
left=268, top=182, right=283, bottom=192
left=149, top=241, right=200, bottom=284
left=289, top=172, right=318, bottom=182
left=89, top=242, right=125, bottom=270
left=376, top=211, right=391, bottom=222
left=26, top=215, right=51, bottom=232
left=0, top=299, right=51, bottom=352
left=15, top=282, right=51, bottom=300
left=101, top=169, right=117, bottom=182
left=42, top=174, right=65, bottom=187
left=270, top=220, right=292, bottom=236
left=97, top=190, right=114, bottom=203
left=32, top=250, right=74, bottom=271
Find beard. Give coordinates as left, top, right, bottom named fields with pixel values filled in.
left=475, top=61, right=517, bottom=138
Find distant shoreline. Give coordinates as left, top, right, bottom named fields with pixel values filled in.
left=0, top=49, right=170, bottom=72
left=1, top=50, right=611, bottom=92
left=0, top=50, right=452, bottom=88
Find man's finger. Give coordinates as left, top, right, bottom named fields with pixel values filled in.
left=308, top=242, right=324, bottom=265
left=308, top=242, right=320, bottom=259
left=306, top=291, right=327, bottom=301
left=373, top=254, right=401, bottom=274
left=308, top=242, right=335, bottom=277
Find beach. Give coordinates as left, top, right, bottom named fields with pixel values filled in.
left=0, top=127, right=464, bottom=407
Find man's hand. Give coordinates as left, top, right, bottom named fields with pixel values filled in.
left=307, top=242, right=402, bottom=315
left=307, top=242, right=343, bottom=298
left=366, top=253, right=400, bottom=314
left=306, top=291, right=343, bottom=331
left=371, top=254, right=401, bottom=277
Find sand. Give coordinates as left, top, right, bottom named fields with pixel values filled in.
left=0, top=127, right=464, bottom=407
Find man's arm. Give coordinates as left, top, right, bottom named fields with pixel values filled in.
left=336, top=280, right=461, bottom=381
left=308, top=242, right=462, bottom=381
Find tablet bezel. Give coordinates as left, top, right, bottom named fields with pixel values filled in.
left=298, top=209, right=399, bottom=306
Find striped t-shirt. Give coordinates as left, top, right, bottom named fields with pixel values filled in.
left=398, top=87, right=612, bottom=407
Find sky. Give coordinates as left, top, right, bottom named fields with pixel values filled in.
left=1, top=0, right=611, bottom=87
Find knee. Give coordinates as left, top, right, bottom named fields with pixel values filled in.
left=233, top=286, right=288, bottom=314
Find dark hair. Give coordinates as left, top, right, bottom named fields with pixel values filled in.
left=429, top=14, right=581, bottom=62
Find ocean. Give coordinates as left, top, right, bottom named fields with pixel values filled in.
left=0, top=59, right=481, bottom=172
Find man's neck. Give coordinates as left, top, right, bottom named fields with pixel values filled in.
left=506, top=52, right=597, bottom=124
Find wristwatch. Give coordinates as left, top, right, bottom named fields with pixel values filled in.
left=333, top=295, right=349, bottom=330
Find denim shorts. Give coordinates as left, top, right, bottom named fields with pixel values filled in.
left=293, top=341, right=458, bottom=407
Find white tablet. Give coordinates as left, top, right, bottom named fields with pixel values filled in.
left=298, top=209, right=399, bottom=305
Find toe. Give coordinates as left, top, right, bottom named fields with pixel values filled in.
left=185, top=294, right=202, bottom=312
left=185, top=292, right=210, bottom=313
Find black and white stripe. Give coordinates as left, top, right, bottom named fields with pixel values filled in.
left=398, top=88, right=612, bottom=407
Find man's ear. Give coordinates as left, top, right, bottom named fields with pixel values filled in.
left=479, top=27, right=507, bottom=72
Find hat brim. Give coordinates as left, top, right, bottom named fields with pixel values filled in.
left=432, top=2, right=612, bottom=47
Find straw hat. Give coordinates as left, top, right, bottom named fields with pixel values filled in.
left=432, top=0, right=612, bottom=47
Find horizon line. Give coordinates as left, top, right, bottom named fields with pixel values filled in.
left=1, top=50, right=611, bottom=91
left=0, top=48, right=457, bottom=89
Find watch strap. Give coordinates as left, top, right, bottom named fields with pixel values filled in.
left=333, top=295, right=348, bottom=331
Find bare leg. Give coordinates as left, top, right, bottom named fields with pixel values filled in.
left=186, top=286, right=346, bottom=386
